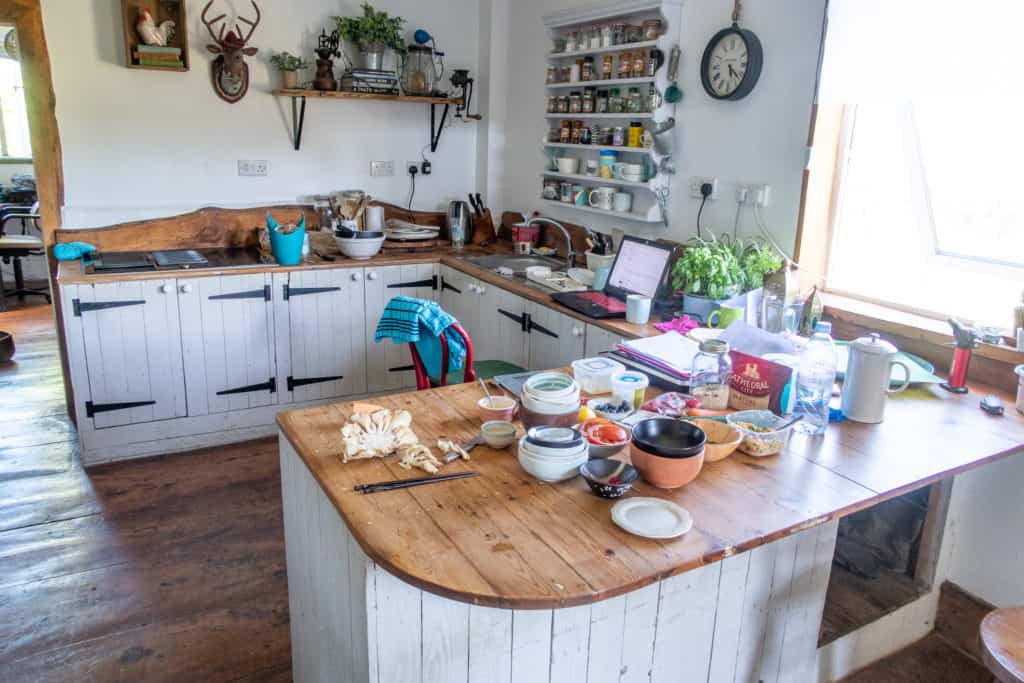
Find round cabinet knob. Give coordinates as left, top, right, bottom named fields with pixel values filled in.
left=159, top=284, right=171, bottom=294
left=476, top=285, right=486, bottom=295
left=467, top=284, right=477, bottom=293
left=572, top=327, right=584, bottom=337
left=351, top=272, right=362, bottom=282
left=367, top=272, right=378, bottom=281
left=179, top=284, right=192, bottom=294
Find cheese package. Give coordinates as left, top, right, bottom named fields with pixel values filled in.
left=727, top=351, right=793, bottom=414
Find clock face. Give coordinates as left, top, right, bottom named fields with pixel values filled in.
left=708, top=33, right=748, bottom=97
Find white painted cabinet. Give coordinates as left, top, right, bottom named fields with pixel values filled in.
left=68, top=278, right=187, bottom=429
left=583, top=323, right=622, bottom=357
left=477, top=284, right=529, bottom=369
left=179, top=273, right=278, bottom=415
left=364, top=263, right=439, bottom=393
left=274, top=269, right=367, bottom=403
left=438, top=265, right=482, bottom=340
left=526, top=302, right=586, bottom=370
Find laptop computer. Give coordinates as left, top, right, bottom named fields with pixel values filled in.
left=551, top=235, right=676, bottom=319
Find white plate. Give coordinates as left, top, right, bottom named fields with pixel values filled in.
left=611, top=497, right=693, bottom=539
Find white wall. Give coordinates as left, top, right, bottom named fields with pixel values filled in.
left=40, top=0, right=481, bottom=228
left=483, top=0, right=826, bottom=252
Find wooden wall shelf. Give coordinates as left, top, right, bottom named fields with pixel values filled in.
left=121, top=0, right=190, bottom=71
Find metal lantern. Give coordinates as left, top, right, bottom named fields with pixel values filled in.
left=401, top=45, right=436, bottom=95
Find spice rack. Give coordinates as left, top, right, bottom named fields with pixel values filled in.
left=541, top=0, right=682, bottom=225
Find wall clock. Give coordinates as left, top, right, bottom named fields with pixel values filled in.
left=700, top=0, right=763, bottom=101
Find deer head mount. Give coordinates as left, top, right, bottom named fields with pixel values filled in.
left=202, top=0, right=261, bottom=104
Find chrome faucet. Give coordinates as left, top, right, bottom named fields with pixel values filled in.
left=524, top=216, right=576, bottom=269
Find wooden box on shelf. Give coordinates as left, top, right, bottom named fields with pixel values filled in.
left=121, top=0, right=190, bottom=72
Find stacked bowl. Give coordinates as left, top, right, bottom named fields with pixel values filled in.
left=630, top=418, right=707, bottom=489
left=520, top=372, right=581, bottom=430
left=517, top=426, right=589, bottom=482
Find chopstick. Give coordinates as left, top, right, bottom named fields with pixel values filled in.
left=354, top=471, right=479, bottom=494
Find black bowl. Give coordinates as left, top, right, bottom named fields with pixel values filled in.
left=580, top=459, right=638, bottom=498
left=0, top=331, right=14, bottom=363
left=334, top=228, right=385, bottom=240
left=631, top=418, right=706, bottom=458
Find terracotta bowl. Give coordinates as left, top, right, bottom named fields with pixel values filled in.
left=0, top=331, right=14, bottom=364
left=520, top=403, right=580, bottom=431
left=478, top=396, right=518, bottom=423
left=629, top=418, right=707, bottom=489
left=687, top=418, right=741, bottom=463
left=630, top=443, right=705, bottom=489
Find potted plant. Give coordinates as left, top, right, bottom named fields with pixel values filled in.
left=670, top=231, right=783, bottom=324
left=335, top=2, right=406, bottom=71
left=270, top=51, right=310, bottom=89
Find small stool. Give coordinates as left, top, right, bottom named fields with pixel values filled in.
left=981, top=607, right=1024, bottom=683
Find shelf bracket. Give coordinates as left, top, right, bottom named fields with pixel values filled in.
left=288, top=95, right=307, bottom=151
left=429, top=102, right=450, bottom=153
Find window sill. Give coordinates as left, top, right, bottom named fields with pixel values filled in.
left=0, top=157, right=33, bottom=165
left=822, top=292, right=1024, bottom=367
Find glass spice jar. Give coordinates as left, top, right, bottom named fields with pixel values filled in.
left=570, top=123, right=581, bottom=145
left=612, top=125, right=626, bottom=146
left=546, top=65, right=557, bottom=84
left=632, top=51, right=647, bottom=78
left=565, top=31, right=578, bottom=53
left=588, top=27, right=601, bottom=49
left=628, top=120, right=643, bottom=147
left=642, top=18, right=663, bottom=40
left=568, top=91, right=582, bottom=113
left=581, top=57, right=594, bottom=82
left=618, top=51, right=633, bottom=78
left=546, top=95, right=557, bottom=113
left=646, top=50, right=658, bottom=77
left=690, top=340, right=733, bottom=410
left=601, top=54, right=614, bottom=80
left=600, top=126, right=613, bottom=145
left=595, top=89, right=609, bottom=113
left=582, top=87, right=595, bottom=113
left=600, top=24, right=614, bottom=48
left=559, top=120, right=572, bottom=143
left=556, top=95, right=569, bottom=113
left=608, top=88, right=623, bottom=113
left=611, top=23, right=626, bottom=45
left=560, top=66, right=572, bottom=83
left=647, top=84, right=662, bottom=111
left=627, top=87, right=643, bottom=113
left=625, top=24, right=643, bottom=43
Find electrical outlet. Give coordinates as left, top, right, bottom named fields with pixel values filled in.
left=755, top=184, right=771, bottom=207
left=688, top=176, right=718, bottom=199
left=735, top=182, right=771, bottom=207
left=406, top=161, right=420, bottom=176
left=370, top=160, right=395, bottom=177
left=237, top=160, right=268, bottom=177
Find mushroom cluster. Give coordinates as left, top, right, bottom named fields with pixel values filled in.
left=340, top=408, right=419, bottom=463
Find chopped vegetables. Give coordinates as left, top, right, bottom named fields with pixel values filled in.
left=579, top=418, right=628, bottom=446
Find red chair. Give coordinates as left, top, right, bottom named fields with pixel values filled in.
left=408, top=322, right=476, bottom=390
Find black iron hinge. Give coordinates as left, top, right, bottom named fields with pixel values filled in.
left=282, top=284, right=341, bottom=300
left=498, top=308, right=527, bottom=332
left=388, top=364, right=415, bottom=373
left=387, top=274, right=438, bottom=291
left=440, top=276, right=461, bottom=294
left=208, top=285, right=271, bottom=301
left=287, top=374, right=344, bottom=391
left=85, top=399, right=155, bottom=417
left=73, top=299, right=145, bottom=317
left=526, top=314, right=559, bottom=339
left=216, top=377, right=276, bottom=396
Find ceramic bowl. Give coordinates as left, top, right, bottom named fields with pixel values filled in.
left=481, top=421, right=517, bottom=449
left=686, top=418, right=741, bottom=462
left=522, top=372, right=580, bottom=411
left=520, top=403, right=580, bottom=431
left=629, top=418, right=707, bottom=489
left=577, top=420, right=631, bottom=460
left=517, top=434, right=588, bottom=482
left=726, top=410, right=793, bottom=457
left=589, top=399, right=633, bottom=422
left=0, top=330, right=14, bottom=363
left=523, top=426, right=586, bottom=457
left=580, top=459, right=639, bottom=498
left=478, top=396, right=518, bottom=422
left=334, top=235, right=384, bottom=260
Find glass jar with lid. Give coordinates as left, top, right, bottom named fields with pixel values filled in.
left=581, top=57, right=594, bottom=81
left=601, top=54, right=614, bottom=80
left=600, top=25, right=614, bottom=47
left=581, top=87, right=595, bottom=113
left=595, top=89, right=609, bottom=113
left=568, top=91, right=583, bottom=113
left=642, top=18, right=663, bottom=40
left=546, top=94, right=557, bottom=113
left=608, top=88, right=623, bottom=113
left=647, top=84, right=661, bottom=111
left=611, top=23, right=627, bottom=45
left=690, top=339, right=733, bottom=410
left=588, top=26, right=601, bottom=49
left=618, top=51, right=633, bottom=78
left=632, top=51, right=647, bottom=78
left=626, top=87, right=643, bottom=113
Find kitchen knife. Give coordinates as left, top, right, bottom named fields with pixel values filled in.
left=468, top=194, right=482, bottom=217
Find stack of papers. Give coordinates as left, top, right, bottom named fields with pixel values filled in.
left=616, top=332, right=701, bottom=380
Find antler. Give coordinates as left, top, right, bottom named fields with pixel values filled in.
left=200, top=0, right=227, bottom=44
left=235, top=0, right=262, bottom=46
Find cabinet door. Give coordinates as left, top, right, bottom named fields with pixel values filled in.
left=364, top=263, right=439, bottom=393
left=439, top=265, right=480, bottom=338
left=72, top=278, right=186, bottom=428
left=584, top=324, right=623, bottom=356
left=526, top=302, right=586, bottom=371
left=179, top=273, right=277, bottom=415
left=476, top=285, right=528, bottom=368
left=277, top=268, right=366, bottom=403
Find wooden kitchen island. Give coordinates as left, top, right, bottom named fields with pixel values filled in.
left=276, top=376, right=1024, bottom=683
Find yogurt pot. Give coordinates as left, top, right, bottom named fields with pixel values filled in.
left=611, top=371, right=650, bottom=410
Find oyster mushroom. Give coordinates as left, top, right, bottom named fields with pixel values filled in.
left=340, top=408, right=419, bottom=463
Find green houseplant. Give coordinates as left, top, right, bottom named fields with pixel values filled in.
left=270, top=51, right=311, bottom=89
left=335, top=2, right=406, bottom=71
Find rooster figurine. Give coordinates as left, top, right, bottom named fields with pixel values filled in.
left=136, top=9, right=175, bottom=47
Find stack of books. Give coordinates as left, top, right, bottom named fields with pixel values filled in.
left=134, top=44, right=184, bottom=69
left=339, top=69, right=399, bottom=95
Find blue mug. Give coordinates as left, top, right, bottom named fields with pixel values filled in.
left=592, top=265, right=611, bottom=291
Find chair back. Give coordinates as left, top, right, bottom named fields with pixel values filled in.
left=409, top=322, right=477, bottom=391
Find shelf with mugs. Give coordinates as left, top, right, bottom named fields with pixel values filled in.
left=539, top=197, right=663, bottom=224
left=545, top=76, right=656, bottom=90
left=540, top=171, right=651, bottom=190
left=543, top=142, right=654, bottom=155
left=547, top=39, right=659, bottom=60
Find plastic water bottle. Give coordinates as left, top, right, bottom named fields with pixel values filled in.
left=795, top=321, right=837, bottom=435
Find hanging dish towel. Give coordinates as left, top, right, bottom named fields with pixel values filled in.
left=374, top=296, right=466, bottom=380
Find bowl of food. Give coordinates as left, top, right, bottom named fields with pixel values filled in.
left=578, top=417, right=630, bottom=459
left=726, top=410, right=793, bottom=457
left=629, top=418, right=707, bottom=489
left=481, top=420, right=517, bottom=449
left=685, top=418, right=741, bottom=462
left=580, top=459, right=639, bottom=499
left=589, top=398, right=634, bottom=421
left=478, top=395, right=518, bottom=422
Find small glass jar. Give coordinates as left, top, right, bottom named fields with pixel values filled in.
left=560, top=66, right=572, bottom=83
left=618, top=51, right=634, bottom=78
left=608, top=88, right=623, bottom=113
left=556, top=95, right=569, bottom=113
left=548, top=127, right=561, bottom=143
left=559, top=120, right=572, bottom=143
left=546, top=94, right=557, bottom=113
left=601, top=54, right=614, bottom=80
left=600, top=126, right=613, bottom=145
left=568, top=91, right=582, bottom=113
left=565, top=31, right=579, bottom=52
left=642, top=19, right=663, bottom=40
left=588, top=27, right=601, bottom=49
left=552, top=36, right=567, bottom=54
left=581, top=87, right=595, bottom=113
left=690, top=340, right=733, bottom=410
left=595, top=89, right=609, bottom=113
left=600, top=24, right=614, bottom=48
left=646, top=49, right=659, bottom=77
left=612, top=125, right=626, bottom=146
left=581, top=57, right=594, bottom=82
left=627, top=87, right=643, bottom=113
left=570, top=123, right=581, bottom=145
left=625, top=25, right=643, bottom=43
left=632, top=52, right=647, bottom=78
left=647, top=84, right=661, bottom=111
left=546, top=65, right=557, bottom=84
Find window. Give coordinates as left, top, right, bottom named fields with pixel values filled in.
left=818, top=2, right=1024, bottom=329
left=0, top=28, right=31, bottom=160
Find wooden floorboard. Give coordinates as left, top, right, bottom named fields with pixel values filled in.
left=839, top=632, right=991, bottom=682
left=820, top=563, right=926, bottom=645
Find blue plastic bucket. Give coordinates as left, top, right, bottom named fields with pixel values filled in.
left=267, top=212, right=305, bottom=266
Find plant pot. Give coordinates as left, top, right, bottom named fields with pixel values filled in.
left=281, top=70, right=299, bottom=89
left=359, top=43, right=386, bottom=71
left=681, top=287, right=763, bottom=325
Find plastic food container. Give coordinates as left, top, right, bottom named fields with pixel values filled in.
left=611, top=371, right=650, bottom=410
left=572, top=357, right=626, bottom=394
left=727, top=410, right=794, bottom=457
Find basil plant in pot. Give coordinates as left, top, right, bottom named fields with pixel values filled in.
left=335, top=2, right=406, bottom=71
left=270, top=51, right=310, bottom=89
left=670, top=231, right=783, bottom=325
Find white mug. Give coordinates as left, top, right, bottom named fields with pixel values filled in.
left=612, top=162, right=643, bottom=180
left=589, top=186, right=615, bottom=211
left=612, top=191, right=633, bottom=213
left=622, top=173, right=643, bottom=183
left=364, top=205, right=385, bottom=232
left=556, top=157, right=580, bottom=174
left=626, top=295, right=652, bottom=324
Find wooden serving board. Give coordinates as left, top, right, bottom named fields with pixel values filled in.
left=381, top=239, right=442, bottom=253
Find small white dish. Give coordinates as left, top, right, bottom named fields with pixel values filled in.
left=611, top=497, right=693, bottom=539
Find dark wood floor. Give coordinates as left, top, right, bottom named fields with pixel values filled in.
left=0, top=304, right=291, bottom=681
left=0, top=302, right=998, bottom=682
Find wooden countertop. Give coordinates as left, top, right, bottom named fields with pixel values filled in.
left=277, top=374, right=1024, bottom=610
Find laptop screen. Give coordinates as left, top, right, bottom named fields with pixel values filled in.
left=606, top=237, right=674, bottom=298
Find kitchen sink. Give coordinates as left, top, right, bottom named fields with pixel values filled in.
left=459, top=254, right=567, bottom=273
